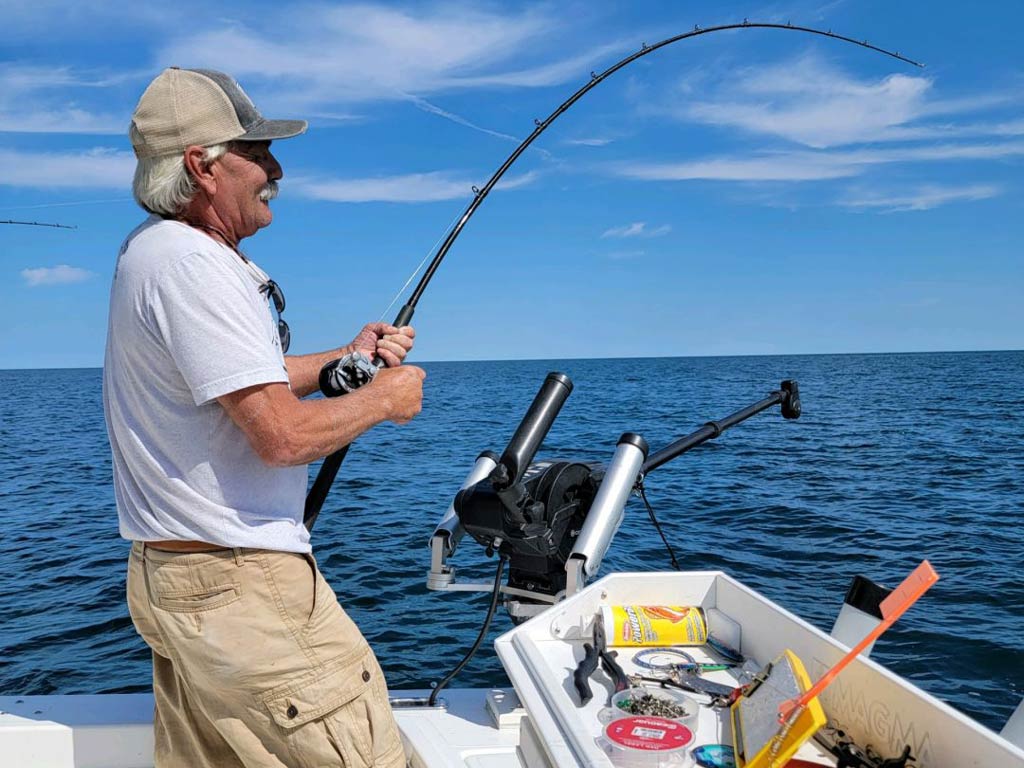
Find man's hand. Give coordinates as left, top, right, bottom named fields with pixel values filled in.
left=370, top=365, right=425, bottom=424
left=350, top=323, right=415, bottom=368
left=282, top=324, right=415, bottom=399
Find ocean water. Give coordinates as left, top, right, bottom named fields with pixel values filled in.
left=0, top=352, right=1021, bottom=734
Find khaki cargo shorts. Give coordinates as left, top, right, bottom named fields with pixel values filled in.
left=127, top=542, right=406, bottom=768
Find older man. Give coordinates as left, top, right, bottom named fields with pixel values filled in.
left=104, top=68, right=420, bottom=767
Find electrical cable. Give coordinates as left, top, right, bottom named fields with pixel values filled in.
left=637, top=482, right=681, bottom=571
left=428, top=554, right=508, bottom=707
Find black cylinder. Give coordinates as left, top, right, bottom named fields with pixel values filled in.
left=781, top=379, right=801, bottom=419
left=493, top=372, right=573, bottom=489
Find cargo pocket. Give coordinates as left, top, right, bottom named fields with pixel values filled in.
left=263, top=647, right=403, bottom=768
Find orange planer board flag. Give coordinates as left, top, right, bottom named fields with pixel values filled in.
left=778, top=560, right=940, bottom=723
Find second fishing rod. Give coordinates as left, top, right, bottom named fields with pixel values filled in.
left=303, top=21, right=922, bottom=532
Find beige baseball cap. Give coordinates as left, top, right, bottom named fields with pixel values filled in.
left=129, top=67, right=307, bottom=159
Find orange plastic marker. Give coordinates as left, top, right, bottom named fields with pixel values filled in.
left=778, top=560, right=939, bottom=722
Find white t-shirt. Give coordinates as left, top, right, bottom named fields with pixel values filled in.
left=103, top=215, right=310, bottom=552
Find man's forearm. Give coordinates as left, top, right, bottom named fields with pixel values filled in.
left=219, top=381, right=389, bottom=467
left=285, top=347, right=351, bottom=397
left=273, top=387, right=389, bottom=465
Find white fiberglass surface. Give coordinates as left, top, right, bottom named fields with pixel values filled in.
left=496, top=572, right=1024, bottom=768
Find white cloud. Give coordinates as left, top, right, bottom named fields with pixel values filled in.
left=407, top=98, right=557, bottom=159
left=862, top=117, right=1024, bottom=143
left=0, top=0, right=180, bottom=36
left=615, top=48, right=1024, bottom=213
left=914, top=92, right=1021, bottom=120
left=838, top=141, right=1024, bottom=163
left=21, top=264, right=96, bottom=286
left=613, top=141, right=1024, bottom=183
left=410, top=97, right=520, bottom=143
left=840, top=183, right=1001, bottom=212
left=295, top=172, right=472, bottom=203
left=0, top=108, right=125, bottom=134
left=565, top=137, right=614, bottom=147
left=657, top=52, right=1023, bottom=149
left=601, top=222, right=671, bottom=238
left=0, top=62, right=137, bottom=91
left=0, top=147, right=135, bottom=189
left=680, top=55, right=934, bottom=148
left=156, top=5, right=623, bottom=109
left=292, top=169, right=538, bottom=204
left=0, top=4, right=624, bottom=136
left=616, top=154, right=858, bottom=182
left=440, top=41, right=625, bottom=89
left=0, top=63, right=135, bottom=134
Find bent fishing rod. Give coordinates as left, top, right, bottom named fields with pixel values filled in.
left=1, top=219, right=76, bottom=229
left=303, top=21, right=922, bottom=532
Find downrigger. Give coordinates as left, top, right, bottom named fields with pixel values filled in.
left=425, top=372, right=802, bottom=623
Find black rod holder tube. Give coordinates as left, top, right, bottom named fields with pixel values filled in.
left=491, top=372, right=573, bottom=490
left=641, top=380, right=800, bottom=475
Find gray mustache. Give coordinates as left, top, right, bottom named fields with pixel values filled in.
left=259, top=181, right=279, bottom=202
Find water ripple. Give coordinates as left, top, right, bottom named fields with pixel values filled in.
left=0, top=353, right=1021, bottom=732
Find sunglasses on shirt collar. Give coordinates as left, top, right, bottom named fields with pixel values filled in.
left=260, top=279, right=290, bottom=354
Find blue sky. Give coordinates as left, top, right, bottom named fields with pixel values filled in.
left=2, top=0, right=1022, bottom=368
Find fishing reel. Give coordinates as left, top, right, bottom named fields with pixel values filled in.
left=426, top=372, right=800, bottom=621
left=318, top=351, right=380, bottom=396
left=456, top=459, right=600, bottom=596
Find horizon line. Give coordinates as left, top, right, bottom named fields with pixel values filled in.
left=2, top=347, right=1021, bottom=372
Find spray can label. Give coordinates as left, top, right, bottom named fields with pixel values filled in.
left=602, top=605, right=708, bottom=646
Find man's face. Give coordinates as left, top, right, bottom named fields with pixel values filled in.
left=211, top=141, right=283, bottom=240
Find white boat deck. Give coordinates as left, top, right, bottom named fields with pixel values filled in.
left=3, top=571, right=1023, bottom=768
left=0, top=687, right=838, bottom=768
left=0, top=693, right=152, bottom=768
left=0, top=688, right=524, bottom=768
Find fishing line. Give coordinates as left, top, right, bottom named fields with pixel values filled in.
left=378, top=206, right=466, bottom=323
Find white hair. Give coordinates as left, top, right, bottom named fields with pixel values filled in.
left=131, top=131, right=231, bottom=217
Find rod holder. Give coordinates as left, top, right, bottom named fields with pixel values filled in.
left=490, top=372, right=573, bottom=490
left=567, top=433, right=649, bottom=592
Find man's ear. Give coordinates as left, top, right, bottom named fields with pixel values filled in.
left=183, top=145, right=218, bottom=196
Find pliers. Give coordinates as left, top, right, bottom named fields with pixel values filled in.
left=573, top=617, right=630, bottom=705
